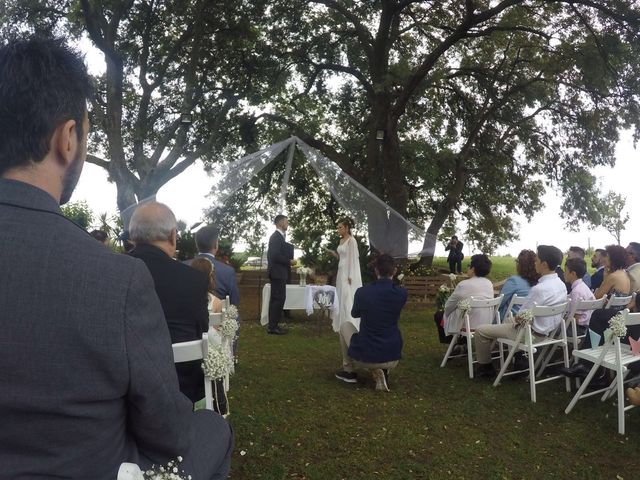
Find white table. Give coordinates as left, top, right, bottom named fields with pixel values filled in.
left=260, top=284, right=340, bottom=330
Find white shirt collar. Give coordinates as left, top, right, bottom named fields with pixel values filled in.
left=538, top=272, right=558, bottom=282
left=276, top=228, right=286, bottom=238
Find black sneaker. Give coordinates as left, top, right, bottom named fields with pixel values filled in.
left=335, top=371, right=358, bottom=383
left=513, top=353, right=529, bottom=371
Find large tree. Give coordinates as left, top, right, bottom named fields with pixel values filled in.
left=2, top=0, right=279, bottom=212
left=245, top=0, right=640, bottom=258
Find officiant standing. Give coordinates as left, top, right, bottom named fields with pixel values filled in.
left=267, top=214, right=294, bottom=335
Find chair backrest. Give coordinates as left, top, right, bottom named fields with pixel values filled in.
left=172, top=333, right=208, bottom=363
left=625, top=310, right=640, bottom=327
left=465, top=294, right=504, bottom=327
left=209, top=312, right=223, bottom=328
left=566, top=297, right=606, bottom=322
left=605, top=293, right=635, bottom=309
left=505, top=294, right=527, bottom=322
left=531, top=301, right=569, bottom=318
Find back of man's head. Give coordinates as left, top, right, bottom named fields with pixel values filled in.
left=129, top=202, right=176, bottom=244
left=195, top=225, right=220, bottom=253
left=627, top=242, right=640, bottom=264
left=568, top=246, right=586, bottom=259
left=566, top=257, right=587, bottom=279
left=0, top=37, right=92, bottom=176
left=537, top=245, right=563, bottom=271
left=374, top=254, right=395, bottom=278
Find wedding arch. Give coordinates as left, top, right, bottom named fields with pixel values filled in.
left=208, top=136, right=435, bottom=258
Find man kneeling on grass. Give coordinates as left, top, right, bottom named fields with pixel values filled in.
left=334, top=254, right=407, bottom=391
left=474, top=245, right=567, bottom=379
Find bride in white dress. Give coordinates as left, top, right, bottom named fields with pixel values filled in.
left=330, top=217, right=362, bottom=331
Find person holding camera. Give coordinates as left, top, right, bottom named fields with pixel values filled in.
left=445, top=235, right=464, bottom=274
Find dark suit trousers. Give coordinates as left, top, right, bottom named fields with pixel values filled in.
left=269, top=278, right=286, bottom=329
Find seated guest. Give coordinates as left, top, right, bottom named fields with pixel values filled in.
left=474, top=245, right=567, bottom=379
left=336, top=254, right=407, bottom=391
left=567, top=246, right=591, bottom=288
left=498, top=249, right=539, bottom=321
left=0, top=38, right=231, bottom=478
left=562, top=245, right=634, bottom=380
left=590, top=248, right=606, bottom=291
left=191, top=257, right=223, bottom=313
left=565, top=257, right=596, bottom=334
left=128, top=202, right=214, bottom=407
left=593, top=245, right=631, bottom=301
left=625, top=242, right=640, bottom=309
left=443, top=254, right=495, bottom=335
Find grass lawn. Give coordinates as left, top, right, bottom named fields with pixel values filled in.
left=229, top=261, right=639, bottom=480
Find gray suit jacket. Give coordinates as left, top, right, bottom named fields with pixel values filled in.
left=0, top=179, right=199, bottom=478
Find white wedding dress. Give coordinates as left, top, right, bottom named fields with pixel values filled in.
left=335, top=236, right=363, bottom=331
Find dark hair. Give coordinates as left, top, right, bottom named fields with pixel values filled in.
left=274, top=214, right=287, bottom=224
left=516, top=249, right=539, bottom=286
left=595, top=248, right=606, bottom=255
left=374, top=254, right=395, bottom=277
left=195, top=225, right=219, bottom=253
left=0, top=37, right=92, bottom=175
left=536, top=245, right=563, bottom=270
left=469, top=253, right=492, bottom=277
left=568, top=246, right=586, bottom=258
left=191, top=257, right=216, bottom=293
left=451, top=235, right=458, bottom=240
left=337, top=217, right=354, bottom=231
left=627, top=242, right=640, bottom=264
left=605, top=244, right=628, bottom=271
left=565, top=257, right=587, bottom=278
left=89, top=229, right=108, bottom=243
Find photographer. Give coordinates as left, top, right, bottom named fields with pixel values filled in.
left=445, top=235, right=464, bottom=274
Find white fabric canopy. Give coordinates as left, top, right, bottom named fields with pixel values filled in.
left=209, top=136, right=435, bottom=258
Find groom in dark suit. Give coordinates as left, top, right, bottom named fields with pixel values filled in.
left=0, top=38, right=232, bottom=479
left=267, top=214, right=294, bottom=334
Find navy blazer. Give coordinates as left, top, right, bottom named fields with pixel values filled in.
left=591, top=267, right=604, bottom=291
left=195, top=253, right=240, bottom=306
left=267, top=230, right=293, bottom=280
left=348, top=278, right=408, bottom=363
left=130, top=244, right=209, bottom=402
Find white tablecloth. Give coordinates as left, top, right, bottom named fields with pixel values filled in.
left=260, top=284, right=340, bottom=331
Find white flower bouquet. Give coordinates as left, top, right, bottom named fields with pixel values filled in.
left=220, top=305, right=239, bottom=339
left=457, top=298, right=471, bottom=313
left=202, top=345, right=234, bottom=381
left=143, top=456, right=191, bottom=480
left=606, top=311, right=627, bottom=338
left=514, top=309, right=534, bottom=329
left=296, top=266, right=312, bottom=275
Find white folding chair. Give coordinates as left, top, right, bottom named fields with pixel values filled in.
left=440, top=294, right=503, bottom=378
left=117, top=463, right=143, bottom=480
left=503, top=294, right=527, bottom=323
left=565, top=309, right=640, bottom=435
left=567, top=297, right=607, bottom=351
left=493, top=301, right=570, bottom=403
left=172, top=333, right=218, bottom=411
left=604, top=293, right=635, bottom=310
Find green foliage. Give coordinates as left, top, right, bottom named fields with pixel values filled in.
left=60, top=201, right=93, bottom=229
left=175, top=228, right=197, bottom=261
left=595, top=191, right=629, bottom=245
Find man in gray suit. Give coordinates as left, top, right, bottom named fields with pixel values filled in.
left=0, top=38, right=232, bottom=479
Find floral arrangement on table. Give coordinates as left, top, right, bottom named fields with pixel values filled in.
left=296, top=265, right=313, bottom=286
left=605, top=311, right=627, bottom=339
left=513, top=309, right=534, bottom=330
left=435, top=273, right=458, bottom=311
left=143, top=457, right=191, bottom=480
left=220, top=305, right=239, bottom=339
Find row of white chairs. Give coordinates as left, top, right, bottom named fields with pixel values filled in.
left=440, top=292, right=640, bottom=434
